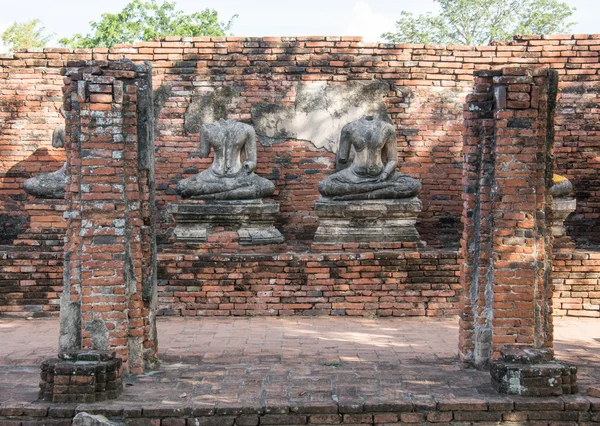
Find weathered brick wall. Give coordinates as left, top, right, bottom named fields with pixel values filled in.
left=0, top=241, right=600, bottom=318
left=0, top=62, right=64, bottom=243
left=0, top=200, right=66, bottom=316
left=1, top=397, right=600, bottom=424
left=2, top=245, right=597, bottom=318
left=157, top=251, right=460, bottom=317
left=553, top=251, right=600, bottom=317
left=1, top=35, right=600, bottom=248
left=1, top=35, right=600, bottom=320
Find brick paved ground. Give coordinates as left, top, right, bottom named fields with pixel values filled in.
left=0, top=317, right=598, bottom=409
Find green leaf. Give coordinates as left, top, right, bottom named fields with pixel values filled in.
left=2, top=19, right=54, bottom=51
left=59, top=0, right=237, bottom=48
left=381, top=0, right=576, bottom=45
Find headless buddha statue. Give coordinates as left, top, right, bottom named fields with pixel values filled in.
left=318, top=116, right=421, bottom=201
left=176, top=119, right=275, bottom=200
left=23, top=125, right=67, bottom=199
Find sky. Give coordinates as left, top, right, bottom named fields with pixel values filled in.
left=0, top=0, right=598, bottom=52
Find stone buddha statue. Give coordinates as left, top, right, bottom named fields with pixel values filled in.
left=318, top=116, right=421, bottom=200
left=23, top=125, right=67, bottom=199
left=176, top=119, right=275, bottom=200
left=171, top=120, right=283, bottom=245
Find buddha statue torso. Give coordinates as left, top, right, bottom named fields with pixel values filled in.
left=176, top=120, right=275, bottom=200
left=342, top=117, right=395, bottom=180
left=318, top=116, right=421, bottom=201
left=206, top=122, right=251, bottom=177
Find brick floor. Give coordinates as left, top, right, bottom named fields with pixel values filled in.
left=0, top=316, right=598, bottom=410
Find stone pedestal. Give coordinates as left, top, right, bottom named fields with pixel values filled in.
left=168, top=200, right=284, bottom=245
left=313, top=197, right=425, bottom=246
left=40, top=350, right=123, bottom=403
left=490, top=346, right=577, bottom=396
left=551, top=197, right=576, bottom=250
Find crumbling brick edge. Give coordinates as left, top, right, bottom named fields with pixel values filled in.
left=1, top=396, right=599, bottom=424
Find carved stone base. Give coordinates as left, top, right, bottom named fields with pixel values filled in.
left=490, top=346, right=577, bottom=396
left=40, top=350, right=123, bottom=403
left=168, top=200, right=284, bottom=245
left=551, top=197, right=576, bottom=250
left=313, top=197, right=425, bottom=246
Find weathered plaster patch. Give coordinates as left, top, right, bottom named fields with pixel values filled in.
left=507, top=370, right=523, bottom=394
left=85, top=318, right=109, bottom=350
left=153, top=84, right=172, bottom=124
left=252, top=81, right=391, bottom=152
left=58, top=249, right=81, bottom=353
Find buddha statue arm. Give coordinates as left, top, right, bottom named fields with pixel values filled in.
left=199, top=127, right=211, bottom=158
left=243, top=126, right=258, bottom=174
left=336, top=127, right=352, bottom=171
left=52, top=125, right=66, bottom=149
left=378, top=127, right=398, bottom=182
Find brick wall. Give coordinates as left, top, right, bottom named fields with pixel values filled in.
left=0, top=200, right=66, bottom=317
left=1, top=35, right=600, bottom=248
left=1, top=35, right=600, bottom=320
left=0, top=62, right=64, bottom=243
left=2, top=245, right=598, bottom=318
left=553, top=251, right=600, bottom=317
left=157, top=251, right=460, bottom=317
left=1, top=397, right=599, bottom=425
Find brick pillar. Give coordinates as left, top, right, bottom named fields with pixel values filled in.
left=58, top=60, right=157, bottom=374
left=459, top=67, right=558, bottom=368
left=460, top=68, right=577, bottom=396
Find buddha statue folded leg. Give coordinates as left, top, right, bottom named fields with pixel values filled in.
left=176, top=169, right=275, bottom=200
left=318, top=170, right=421, bottom=201
left=207, top=175, right=274, bottom=200
left=23, top=166, right=66, bottom=199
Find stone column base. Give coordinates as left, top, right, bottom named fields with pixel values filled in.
left=39, top=350, right=123, bottom=403
left=168, top=200, right=284, bottom=245
left=490, top=346, right=577, bottom=396
left=312, top=197, right=425, bottom=247
left=551, top=197, right=576, bottom=251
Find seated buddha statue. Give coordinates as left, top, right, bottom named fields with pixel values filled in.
left=23, top=125, right=67, bottom=199
left=318, top=116, right=421, bottom=201
left=176, top=119, right=275, bottom=200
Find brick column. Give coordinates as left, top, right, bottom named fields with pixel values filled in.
left=58, top=60, right=157, bottom=374
left=460, top=67, right=577, bottom=396
left=460, top=67, right=558, bottom=367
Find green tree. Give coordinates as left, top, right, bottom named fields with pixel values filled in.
left=2, top=19, right=54, bottom=51
left=382, top=0, right=576, bottom=45
left=59, top=0, right=237, bottom=48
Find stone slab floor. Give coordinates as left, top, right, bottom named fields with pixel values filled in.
left=0, top=317, right=598, bottom=409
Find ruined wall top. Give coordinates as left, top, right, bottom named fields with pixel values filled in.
left=1, top=33, right=600, bottom=62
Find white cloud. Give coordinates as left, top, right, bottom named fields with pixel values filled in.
left=345, top=0, right=397, bottom=42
